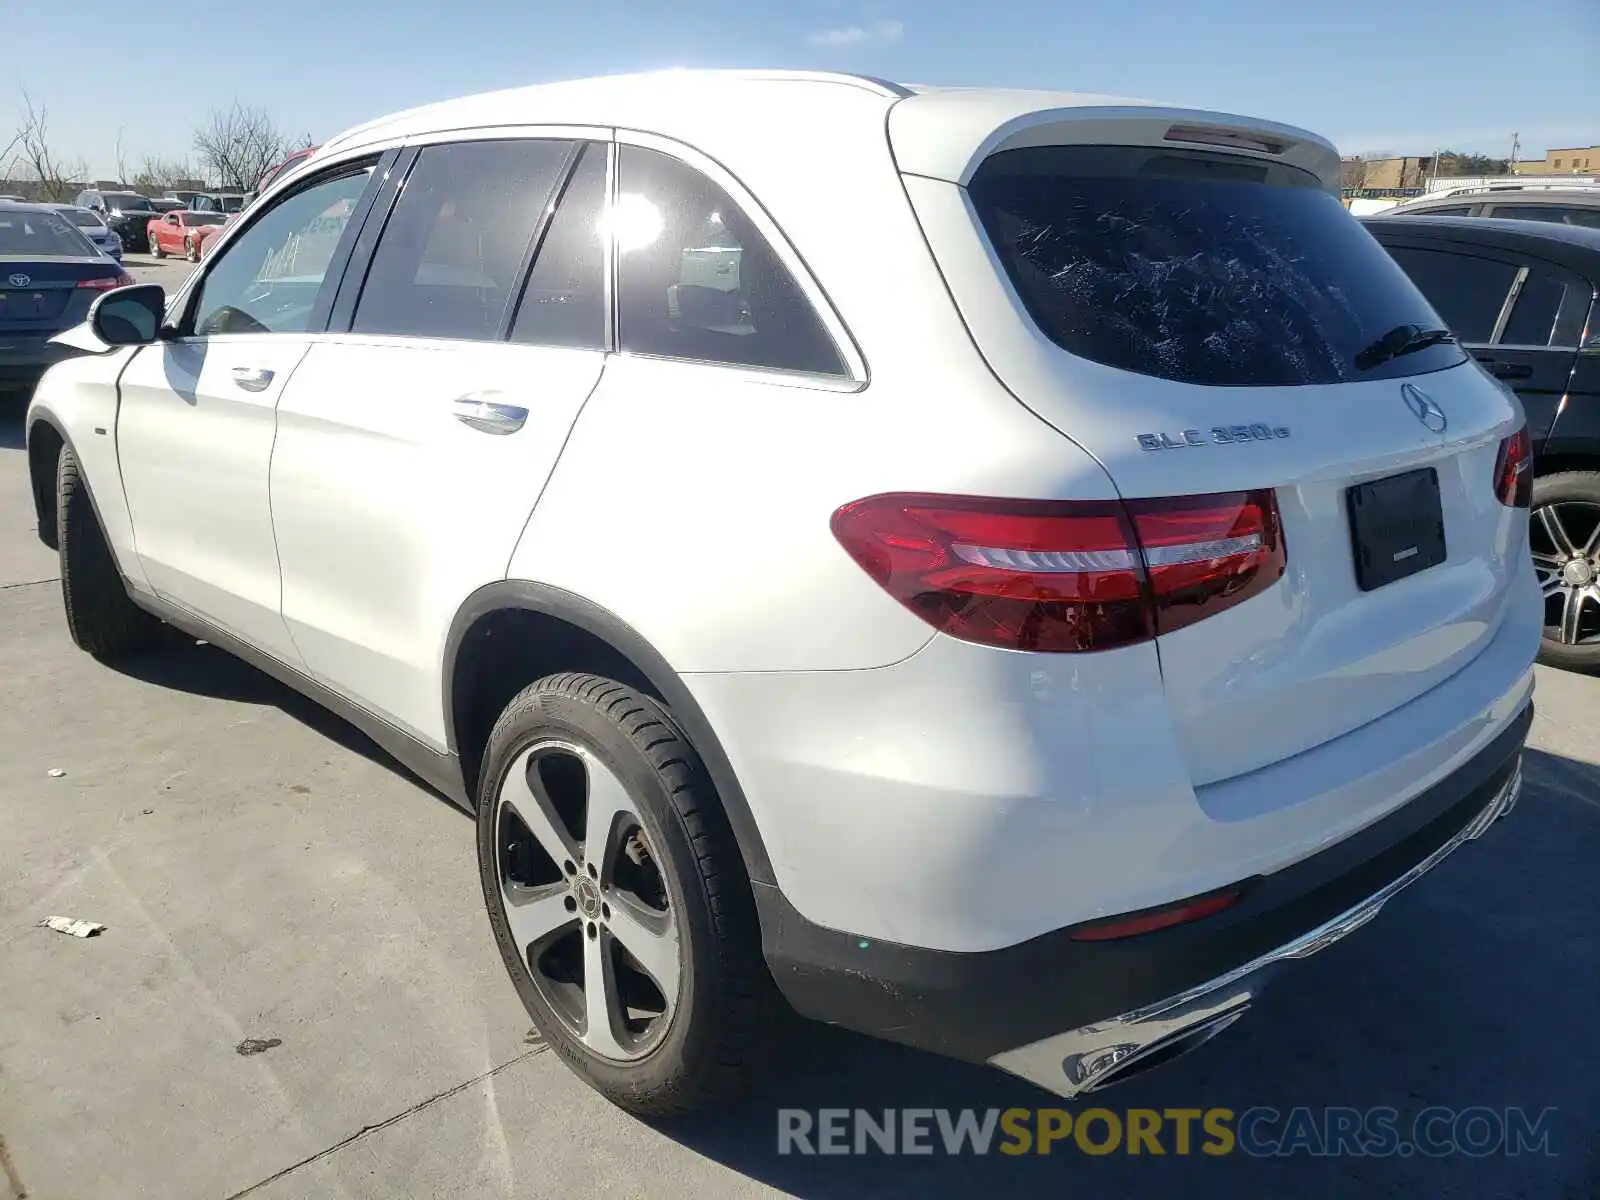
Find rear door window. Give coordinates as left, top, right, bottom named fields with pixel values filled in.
left=967, top=145, right=1467, bottom=387
left=352, top=139, right=573, bottom=342
left=509, top=142, right=607, bottom=350
left=1377, top=246, right=1517, bottom=344
left=1490, top=204, right=1600, bottom=229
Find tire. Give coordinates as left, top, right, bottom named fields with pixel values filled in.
left=1529, top=470, right=1600, bottom=672
left=57, top=446, right=162, bottom=660
left=476, top=673, right=779, bottom=1115
left=185, top=236, right=199, bottom=263
left=149, top=233, right=164, bottom=259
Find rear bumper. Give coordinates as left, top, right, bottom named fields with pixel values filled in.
left=752, top=701, right=1530, bottom=1090
left=0, top=338, right=78, bottom=390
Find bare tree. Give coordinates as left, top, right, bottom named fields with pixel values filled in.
left=192, top=101, right=287, bottom=191
left=114, top=126, right=129, bottom=186
left=132, top=154, right=200, bottom=192
left=6, top=91, right=87, bottom=202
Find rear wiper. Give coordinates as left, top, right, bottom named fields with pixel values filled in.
left=1354, top=324, right=1457, bottom=371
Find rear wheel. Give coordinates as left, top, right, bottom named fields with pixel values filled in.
left=1530, top=470, right=1600, bottom=672
left=57, top=446, right=162, bottom=660
left=476, top=673, right=778, bottom=1115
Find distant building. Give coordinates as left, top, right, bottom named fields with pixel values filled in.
left=1359, top=156, right=1437, bottom=190
left=1513, top=145, right=1600, bottom=175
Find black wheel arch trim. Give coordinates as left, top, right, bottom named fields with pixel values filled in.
left=442, top=580, right=778, bottom=888
left=26, top=405, right=109, bottom=554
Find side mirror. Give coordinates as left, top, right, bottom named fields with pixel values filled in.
left=90, top=284, right=166, bottom=346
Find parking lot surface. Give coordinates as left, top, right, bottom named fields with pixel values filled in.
left=1, top=257, right=1597, bottom=1198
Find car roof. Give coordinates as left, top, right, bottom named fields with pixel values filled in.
left=1395, top=188, right=1600, bottom=211
left=312, top=68, right=1341, bottom=190
left=1361, top=214, right=1600, bottom=273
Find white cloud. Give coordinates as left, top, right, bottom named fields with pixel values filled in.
left=808, top=20, right=904, bottom=47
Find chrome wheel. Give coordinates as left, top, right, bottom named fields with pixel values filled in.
left=1531, top=500, right=1600, bottom=646
left=494, top=739, right=679, bottom=1061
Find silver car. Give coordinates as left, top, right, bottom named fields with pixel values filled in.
left=46, top=204, right=123, bottom=261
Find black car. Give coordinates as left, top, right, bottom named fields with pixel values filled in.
left=1364, top=214, right=1600, bottom=670
left=0, top=201, right=134, bottom=397
left=73, top=188, right=159, bottom=252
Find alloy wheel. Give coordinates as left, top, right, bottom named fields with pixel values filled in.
left=1530, top=500, right=1600, bottom=646
left=494, top=740, right=680, bottom=1061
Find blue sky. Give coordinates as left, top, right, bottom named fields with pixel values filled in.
left=6, top=0, right=1597, bottom=179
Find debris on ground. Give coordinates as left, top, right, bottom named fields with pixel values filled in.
left=235, top=1037, right=282, bottom=1057
left=46, top=768, right=65, bottom=779
left=40, top=916, right=106, bottom=938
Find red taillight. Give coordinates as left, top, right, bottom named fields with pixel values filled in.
left=1493, top=426, right=1532, bottom=508
left=830, top=490, right=1285, bottom=653
left=1068, top=886, right=1244, bottom=942
left=77, top=273, right=136, bottom=291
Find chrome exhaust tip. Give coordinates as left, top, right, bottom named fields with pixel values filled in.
left=1072, top=1005, right=1249, bottom=1094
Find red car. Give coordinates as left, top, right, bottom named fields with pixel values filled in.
left=146, top=209, right=229, bottom=262
left=257, top=145, right=320, bottom=195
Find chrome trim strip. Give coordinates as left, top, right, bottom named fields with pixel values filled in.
left=989, top=758, right=1523, bottom=1097
left=1489, top=265, right=1530, bottom=345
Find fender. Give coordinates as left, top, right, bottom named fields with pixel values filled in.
left=23, top=404, right=124, bottom=568
left=444, top=580, right=778, bottom=887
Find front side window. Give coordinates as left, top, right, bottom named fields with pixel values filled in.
left=614, top=145, right=846, bottom=376
left=969, top=145, right=1468, bottom=387
left=1381, top=247, right=1517, bottom=344
left=351, top=139, right=573, bottom=342
left=190, top=165, right=374, bottom=336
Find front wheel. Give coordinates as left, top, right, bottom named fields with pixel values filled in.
left=476, top=673, right=779, bottom=1115
left=57, top=446, right=162, bottom=660
left=185, top=236, right=199, bottom=263
left=1530, top=470, right=1600, bottom=672
left=149, top=233, right=164, bottom=259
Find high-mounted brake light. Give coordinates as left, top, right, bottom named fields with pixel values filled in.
left=830, top=490, right=1285, bottom=654
left=1493, top=426, right=1532, bottom=508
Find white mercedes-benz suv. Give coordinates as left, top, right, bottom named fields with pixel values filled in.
left=26, top=70, right=1539, bottom=1115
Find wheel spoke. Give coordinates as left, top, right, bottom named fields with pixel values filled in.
left=499, top=751, right=579, bottom=867
left=606, top=894, right=680, bottom=1002
left=1541, top=576, right=1567, bottom=598
left=581, top=931, right=629, bottom=1058
left=501, top=885, right=576, bottom=955
left=583, top=756, right=638, bottom=867
left=1530, top=551, right=1565, bottom=571
left=1537, top=505, right=1578, bottom=558
left=1560, top=585, right=1589, bottom=644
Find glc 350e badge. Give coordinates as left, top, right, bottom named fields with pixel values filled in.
left=1137, top=423, right=1291, bottom=451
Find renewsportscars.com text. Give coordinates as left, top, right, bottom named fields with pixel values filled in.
left=776, top=1106, right=1558, bottom=1158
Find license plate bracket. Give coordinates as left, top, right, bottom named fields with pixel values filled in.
left=1346, top=467, right=1447, bottom=592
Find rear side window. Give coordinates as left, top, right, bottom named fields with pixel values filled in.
left=968, top=146, right=1466, bottom=387
left=353, top=139, right=573, bottom=342
left=614, top=145, right=846, bottom=376
left=1500, top=264, right=1592, bottom=348
left=1381, top=248, right=1516, bottom=343
left=1491, top=204, right=1600, bottom=229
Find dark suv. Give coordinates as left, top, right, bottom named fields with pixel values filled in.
left=1385, top=187, right=1600, bottom=228
left=1364, top=215, right=1600, bottom=670
left=73, top=189, right=158, bottom=252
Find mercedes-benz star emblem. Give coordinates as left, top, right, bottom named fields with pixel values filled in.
left=1401, top=383, right=1448, bottom=434
left=7, top=273, right=30, bottom=288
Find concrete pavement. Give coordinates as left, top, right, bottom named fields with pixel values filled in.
left=1, top=293, right=1597, bottom=1196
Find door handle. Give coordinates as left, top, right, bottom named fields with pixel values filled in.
left=231, top=366, right=275, bottom=392
left=1480, top=359, right=1533, bottom=381
left=452, top=395, right=528, bottom=435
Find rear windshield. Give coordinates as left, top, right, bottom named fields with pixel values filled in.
left=968, top=146, right=1467, bottom=387
left=0, top=210, right=95, bottom=256
left=104, top=193, right=153, bottom=211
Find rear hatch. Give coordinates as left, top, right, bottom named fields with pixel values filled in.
left=894, top=100, right=1528, bottom=786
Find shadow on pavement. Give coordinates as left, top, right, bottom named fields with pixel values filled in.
left=109, top=633, right=465, bottom=814
left=651, top=746, right=1599, bottom=1199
